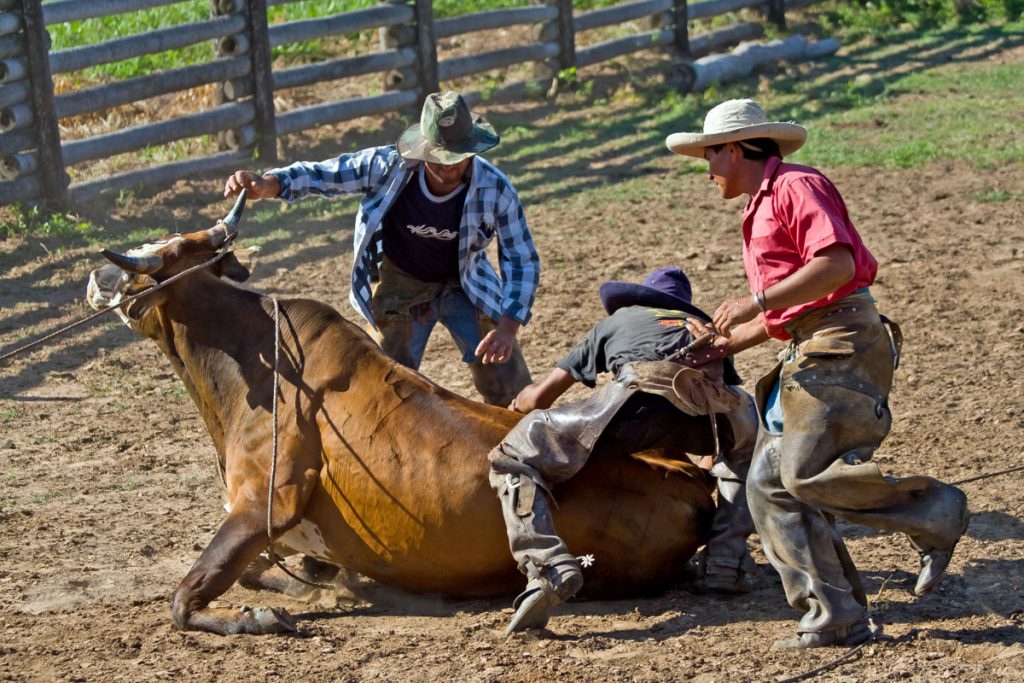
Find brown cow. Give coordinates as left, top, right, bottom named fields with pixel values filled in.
left=85, top=193, right=716, bottom=636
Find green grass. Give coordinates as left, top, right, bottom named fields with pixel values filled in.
left=0, top=404, right=23, bottom=422
left=976, top=188, right=1016, bottom=201
left=786, top=31, right=1024, bottom=169
left=0, top=204, right=98, bottom=240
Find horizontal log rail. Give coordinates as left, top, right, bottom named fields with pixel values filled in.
left=55, top=57, right=251, bottom=120
left=267, top=5, right=414, bottom=48
left=275, top=90, right=419, bottom=137
left=577, top=29, right=672, bottom=69
left=48, top=14, right=246, bottom=74
left=69, top=149, right=252, bottom=204
left=0, top=0, right=827, bottom=208
left=0, top=170, right=37, bottom=204
left=574, top=0, right=673, bottom=33
left=0, top=126, right=31, bottom=157
left=41, top=0, right=185, bottom=26
left=0, top=79, right=26, bottom=108
left=435, top=6, right=558, bottom=39
left=0, top=12, right=20, bottom=36
left=0, top=149, right=35, bottom=179
left=272, top=48, right=417, bottom=92
left=438, top=41, right=561, bottom=81
left=690, top=21, right=766, bottom=58
left=61, top=101, right=254, bottom=166
left=0, top=32, right=30, bottom=60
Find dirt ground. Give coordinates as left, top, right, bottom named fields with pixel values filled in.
left=2, top=48, right=1024, bottom=683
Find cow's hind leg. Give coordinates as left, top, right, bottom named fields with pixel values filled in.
left=171, top=465, right=319, bottom=635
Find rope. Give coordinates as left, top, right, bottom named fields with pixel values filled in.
left=262, top=296, right=334, bottom=591
left=775, top=642, right=868, bottom=683
left=950, top=464, right=1024, bottom=487
left=266, top=296, right=281, bottom=553
left=0, top=248, right=231, bottom=365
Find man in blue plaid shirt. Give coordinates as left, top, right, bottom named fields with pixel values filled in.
left=224, top=92, right=539, bottom=405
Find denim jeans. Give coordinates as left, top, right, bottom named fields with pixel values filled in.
left=369, top=257, right=531, bottom=406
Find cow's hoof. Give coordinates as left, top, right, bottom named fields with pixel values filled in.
left=245, top=606, right=297, bottom=634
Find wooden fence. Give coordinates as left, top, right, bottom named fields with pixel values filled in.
left=0, top=0, right=822, bottom=208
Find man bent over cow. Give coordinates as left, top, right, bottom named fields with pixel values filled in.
left=490, top=267, right=759, bottom=634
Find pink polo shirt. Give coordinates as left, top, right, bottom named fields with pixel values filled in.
left=742, top=157, right=877, bottom=340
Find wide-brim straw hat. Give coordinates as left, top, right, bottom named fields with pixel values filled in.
left=665, top=98, right=807, bottom=158
left=397, top=91, right=499, bottom=165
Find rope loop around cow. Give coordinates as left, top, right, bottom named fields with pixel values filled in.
left=263, top=296, right=335, bottom=591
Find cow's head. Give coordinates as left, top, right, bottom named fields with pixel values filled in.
left=87, top=191, right=255, bottom=327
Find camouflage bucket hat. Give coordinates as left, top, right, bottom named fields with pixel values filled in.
left=397, top=92, right=499, bottom=165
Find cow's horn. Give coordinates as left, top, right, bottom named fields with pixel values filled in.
left=221, top=188, right=248, bottom=232
left=101, top=248, right=163, bottom=274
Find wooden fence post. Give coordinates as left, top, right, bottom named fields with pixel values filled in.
left=673, top=0, right=691, bottom=58
left=20, top=0, right=66, bottom=205
left=380, top=0, right=418, bottom=95
left=532, top=0, right=574, bottom=94
left=245, top=0, right=276, bottom=163
left=766, top=0, right=787, bottom=30
left=549, top=0, right=575, bottom=74
left=213, top=0, right=276, bottom=163
left=411, top=0, right=438, bottom=99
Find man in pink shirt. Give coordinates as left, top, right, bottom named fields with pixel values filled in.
left=666, top=99, right=968, bottom=649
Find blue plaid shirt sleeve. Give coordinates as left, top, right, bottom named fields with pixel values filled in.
left=493, top=187, right=540, bottom=324
left=266, top=146, right=396, bottom=201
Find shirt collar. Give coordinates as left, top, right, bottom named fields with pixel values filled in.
left=744, top=156, right=784, bottom=214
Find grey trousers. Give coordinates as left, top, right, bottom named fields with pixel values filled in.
left=746, top=299, right=968, bottom=634
left=489, top=365, right=758, bottom=579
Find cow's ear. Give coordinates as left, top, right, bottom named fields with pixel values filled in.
left=219, top=252, right=252, bottom=282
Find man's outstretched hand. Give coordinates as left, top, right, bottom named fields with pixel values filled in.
left=224, top=171, right=281, bottom=200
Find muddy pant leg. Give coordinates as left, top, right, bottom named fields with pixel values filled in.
left=704, top=476, right=756, bottom=577
left=438, top=287, right=532, bottom=407
left=488, top=469, right=575, bottom=572
left=703, top=392, right=758, bottom=587
left=368, top=259, right=442, bottom=369
left=369, top=309, right=434, bottom=370
left=747, top=431, right=867, bottom=633
left=781, top=384, right=967, bottom=567
left=469, top=344, right=532, bottom=407
left=488, top=383, right=638, bottom=568
left=487, top=396, right=629, bottom=632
